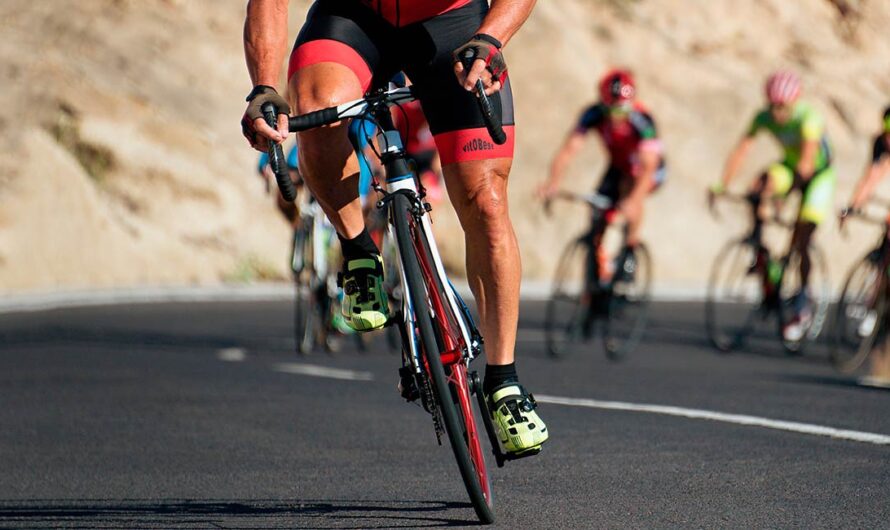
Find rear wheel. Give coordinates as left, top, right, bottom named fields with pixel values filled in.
left=705, top=238, right=765, bottom=352
left=545, top=238, right=597, bottom=358
left=603, top=243, right=652, bottom=360
left=831, top=250, right=886, bottom=373
left=391, top=194, right=494, bottom=524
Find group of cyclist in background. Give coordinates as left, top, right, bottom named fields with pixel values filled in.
left=258, top=65, right=890, bottom=351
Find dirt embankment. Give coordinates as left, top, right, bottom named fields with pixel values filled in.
left=1, top=0, right=889, bottom=293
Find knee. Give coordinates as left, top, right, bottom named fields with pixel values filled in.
left=460, top=175, right=511, bottom=236
left=289, top=72, right=362, bottom=155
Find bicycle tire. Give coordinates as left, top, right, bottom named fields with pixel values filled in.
left=391, top=193, right=494, bottom=524
left=544, top=238, right=595, bottom=358
left=603, top=243, right=652, bottom=360
left=831, top=251, right=885, bottom=373
left=777, top=244, right=831, bottom=355
left=292, top=224, right=313, bottom=355
left=705, top=238, right=764, bottom=352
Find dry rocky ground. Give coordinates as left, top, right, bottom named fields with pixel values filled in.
left=1, top=0, right=889, bottom=294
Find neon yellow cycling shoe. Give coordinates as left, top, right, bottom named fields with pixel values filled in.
left=340, top=255, right=389, bottom=332
left=487, top=384, right=549, bottom=456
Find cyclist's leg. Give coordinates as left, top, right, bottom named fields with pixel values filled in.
left=589, top=166, right=621, bottom=285
left=751, top=162, right=793, bottom=239
left=404, top=0, right=546, bottom=454
left=287, top=2, right=394, bottom=330
left=792, top=166, right=837, bottom=288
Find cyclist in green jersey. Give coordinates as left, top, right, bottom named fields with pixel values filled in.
left=710, top=70, right=836, bottom=342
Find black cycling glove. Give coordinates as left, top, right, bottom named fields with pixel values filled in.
left=453, top=34, right=508, bottom=86
left=241, top=85, right=290, bottom=143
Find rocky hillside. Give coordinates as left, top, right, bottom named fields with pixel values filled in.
left=1, top=0, right=889, bottom=293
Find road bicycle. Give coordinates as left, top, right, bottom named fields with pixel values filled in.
left=706, top=193, right=830, bottom=354
left=544, top=191, right=652, bottom=360
left=831, top=202, right=890, bottom=373
left=291, top=197, right=345, bottom=354
left=262, top=78, right=512, bottom=524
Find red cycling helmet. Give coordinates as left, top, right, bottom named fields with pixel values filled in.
left=599, top=69, right=636, bottom=106
left=765, top=70, right=802, bottom=105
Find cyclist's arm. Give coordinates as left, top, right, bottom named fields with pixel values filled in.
left=796, top=139, right=819, bottom=181
left=244, top=0, right=290, bottom=141
left=718, top=136, right=755, bottom=190
left=622, top=147, right=658, bottom=214
left=849, top=156, right=890, bottom=210
left=797, top=110, right=825, bottom=181
left=476, top=0, right=538, bottom=47
left=456, top=0, right=537, bottom=94
left=542, top=130, right=585, bottom=197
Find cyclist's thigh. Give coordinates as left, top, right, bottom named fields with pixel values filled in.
left=287, top=1, right=391, bottom=113
left=799, top=166, right=837, bottom=225
left=766, top=162, right=794, bottom=199
left=596, top=166, right=623, bottom=204
left=401, top=0, right=515, bottom=166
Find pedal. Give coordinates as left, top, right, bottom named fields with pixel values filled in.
left=397, top=366, right=421, bottom=402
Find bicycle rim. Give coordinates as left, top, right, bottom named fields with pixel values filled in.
left=705, top=238, right=763, bottom=352
left=603, top=243, right=652, bottom=360
left=778, top=245, right=830, bottom=354
left=391, top=194, right=494, bottom=524
left=831, top=252, right=885, bottom=373
left=545, top=239, right=595, bottom=358
left=293, top=225, right=314, bottom=354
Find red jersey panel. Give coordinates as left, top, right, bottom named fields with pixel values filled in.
left=357, top=0, right=473, bottom=26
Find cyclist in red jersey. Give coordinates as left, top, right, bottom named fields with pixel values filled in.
left=241, top=0, right=547, bottom=457
left=539, top=69, right=665, bottom=250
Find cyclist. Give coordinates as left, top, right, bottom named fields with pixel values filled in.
left=539, top=68, right=666, bottom=283
left=710, top=70, right=836, bottom=342
left=258, top=143, right=301, bottom=228
left=838, top=106, right=890, bottom=339
left=840, top=105, right=890, bottom=225
left=241, top=0, right=547, bottom=457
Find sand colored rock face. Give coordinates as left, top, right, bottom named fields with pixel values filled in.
left=1, top=0, right=889, bottom=293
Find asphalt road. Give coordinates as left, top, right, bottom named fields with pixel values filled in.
left=0, top=299, right=888, bottom=529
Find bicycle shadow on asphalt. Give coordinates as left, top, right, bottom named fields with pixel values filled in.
left=0, top=498, right=479, bottom=529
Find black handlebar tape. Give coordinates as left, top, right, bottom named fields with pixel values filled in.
left=473, top=79, right=507, bottom=145
left=288, top=107, right=340, bottom=132
left=261, top=102, right=296, bottom=202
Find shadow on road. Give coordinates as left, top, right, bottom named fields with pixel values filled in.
left=0, top=499, right=479, bottom=529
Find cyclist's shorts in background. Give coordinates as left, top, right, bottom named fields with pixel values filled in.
left=767, top=162, right=836, bottom=225
left=596, top=164, right=666, bottom=203
left=288, top=0, right=514, bottom=165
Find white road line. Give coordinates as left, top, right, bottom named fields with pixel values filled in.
left=274, top=362, right=374, bottom=381
left=216, top=348, right=247, bottom=362
left=536, top=394, right=890, bottom=446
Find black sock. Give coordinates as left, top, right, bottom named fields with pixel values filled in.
left=484, top=362, right=518, bottom=395
left=339, top=229, right=379, bottom=261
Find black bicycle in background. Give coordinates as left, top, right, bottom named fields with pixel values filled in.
left=832, top=201, right=890, bottom=373
left=544, top=191, right=652, bottom=360
left=262, top=77, right=512, bottom=524
left=706, top=192, right=830, bottom=354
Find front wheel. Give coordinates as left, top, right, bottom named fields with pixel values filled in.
left=603, top=243, right=652, bottom=360
left=777, top=245, right=831, bottom=355
left=545, top=238, right=597, bottom=358
left=831, top=250, right=886, bottom=373
left=705, top=238, right=765, bottom=352
left=391, top=194, right=494, bottom=524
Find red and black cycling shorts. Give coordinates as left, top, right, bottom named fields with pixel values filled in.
left=288, top=0, right=515, bottom=165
